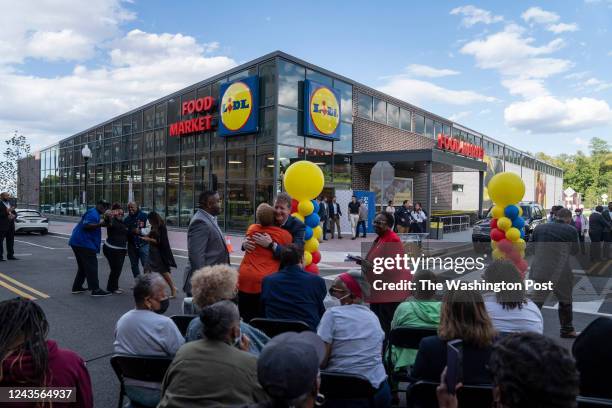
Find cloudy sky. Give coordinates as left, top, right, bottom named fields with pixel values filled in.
left=1, top=0, right=611, bottom=155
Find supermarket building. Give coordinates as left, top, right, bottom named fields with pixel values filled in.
left=35, top=51, right=563, bottom=232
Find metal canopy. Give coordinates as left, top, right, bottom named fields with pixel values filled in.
left=351, top=148, right=487, bottom=172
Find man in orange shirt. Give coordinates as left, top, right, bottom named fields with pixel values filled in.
left=238, top=204, right=292, bottom=322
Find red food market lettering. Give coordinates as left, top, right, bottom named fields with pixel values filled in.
left=169, top=115, right=213, bottom=137
left=437, top=133, right=483, bottom=159
left=182, top=96, right=215, bottom=115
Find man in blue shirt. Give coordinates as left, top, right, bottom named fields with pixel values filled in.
left=69, top=200, right=110, bottom=296
left=125, top=202, right=150, bottom=278
left=261, top=244, right=326, bottom=330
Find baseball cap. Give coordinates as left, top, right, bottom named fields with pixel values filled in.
left=257, top=331, right=325, bottom=400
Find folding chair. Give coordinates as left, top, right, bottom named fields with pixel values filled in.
left=577, top=396, right=612, bottom=407
left=249, top=318, right=311, bottom=338
left=110, top=355, right=173, bottom=408
left=170, top=314, right=197, bottom=337
left=405, top=380, right=493, bottom=408
left=385, top=326, right=438, bottom=382
left=320, top=372, right=376, bottom=407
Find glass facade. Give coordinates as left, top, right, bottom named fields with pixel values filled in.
left=39, top=55, right=353, bottom=232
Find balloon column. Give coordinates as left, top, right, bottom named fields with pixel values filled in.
left=487, top=172, right=528, bottom=277
left=283, top=161, right=325, bottom=275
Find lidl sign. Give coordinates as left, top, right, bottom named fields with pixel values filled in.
left=218, top=75, right=259, bottom=136
left=303, top=80, right=340, bottom=140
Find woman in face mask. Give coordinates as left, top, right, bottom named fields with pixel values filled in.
left=158, top=301, right=269, bottom=408
left=113, top=273, right=185, bottom=407
left=318, top=270, right=392, bottom=408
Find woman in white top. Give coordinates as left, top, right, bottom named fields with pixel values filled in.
left=318, top=270, right=391, bottom=407
left=411, top=202, right=428, bottom=233
left=483, top=260, right=543, bottom=334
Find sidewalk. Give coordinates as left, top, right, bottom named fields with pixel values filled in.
left=48, top=217, right=473, bottom=270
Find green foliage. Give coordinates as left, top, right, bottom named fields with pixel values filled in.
left=538, top=137, right=610, bottom=208
left=0, top=131, right=31, bottom=196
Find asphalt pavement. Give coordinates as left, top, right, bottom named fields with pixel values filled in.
left=0, top=232, right=609, bottom=407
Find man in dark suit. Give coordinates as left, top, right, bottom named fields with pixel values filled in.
left=328, top=196, right=342, bottom=239
left=589, top=205, right=611, bottom=262
left=530, top=208, right=580, bottom=338
left=244, top=192, right=305, bottom=258
left=602, top=202, right=612, bottom=260
left=0, top=192, right=17, bottom=261
left=183, top=191, right=230, bottom=296
left=318, top=196, right=329, bottom=241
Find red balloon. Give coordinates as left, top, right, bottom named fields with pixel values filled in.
left=305, top=263, right=319, bottom=275
left=311, top=250, right=321, bottom=264
left=514, top=259, right=528, bottom=278
left=291, top=199, right=299, bottom=213
left=490, top=228, right=505, bottom=242
left=508, top=249, right=523, bottom=263
left=497, top=239, right=513, bottom=253
left=490, top=218, right=498, bottom=229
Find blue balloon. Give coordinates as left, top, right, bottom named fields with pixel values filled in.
left=504, top=205, right=519, bottom=220
left=512, top=216, right=525, bottom=230
left=311, top=199, right=320, bottom=215
left=304, top=226, right=313, bottom=241
left=305, top=212, right=320, bottom=228
left=520, top=228, right=525, bottom=239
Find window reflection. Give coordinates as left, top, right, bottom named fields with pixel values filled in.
left=373, top=98, right=386, bottom=124
left=425, top=118, right=434, bottom=138
left=334, top=80, right=353, bottom=123
left=226, top=181, right=254, bottom=232
left=400, top=109, right=411, bottom=131
left=387, top=104, right=399, bottom=128
left=278, top=145, right=303, bottom=188
left=278, top=59, right=305, bottom=108
left=414, top=113, right=425, bottom=135
left=333, top=154, right=351, bottom=189
left=259, top=59, right=276, bottom=107
left=305, top=148, right=332, bottom=183
left=277, top=107, right=304, bottom=147
left=306, top=69, right=332, bottom=86
left=154, top=184, right=165, bottom=218
left=334, top=123, right=352, bottom=154
left=166, top=183, right=178, bottom=227
left=256, top=146, right=275, bottom=179
left=358, top=93, right=373, bottom=120
left=226, top=147, right=255, bottom=179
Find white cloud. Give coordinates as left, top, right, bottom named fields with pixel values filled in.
left=501, top=78, right=549, bottom=99
left=547, top=23, right=579, bottom=33
left=460, top=24, right=571, bottom=78
left=504, top=96, right=612, bottom=133
left=377, top=77, right=497, bottom=106
left=608, top=51, right=612, bottom=56
left=450, top=5, right=503, bottom=27
left=583, top=77, right=612, bottom=92
left=521, top=7, right=560, bottom=24
left=478, top=109, right=491, bottom=115
left=449, top=111, right=471, bottom=121
left=405, top=64, right=460, bottom=78
left=573, top=137, right=588, bottom=146
left=0, top=0, right=135, bottom=64
left=565, top=71, right=589, bottom=80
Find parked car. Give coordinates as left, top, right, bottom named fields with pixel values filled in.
left=14, top=209, right=49, bottom=235
left=472, top=202, right=546, bottom=253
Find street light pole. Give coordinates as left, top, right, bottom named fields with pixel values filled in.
left=81, top=144, right=91, bottom=210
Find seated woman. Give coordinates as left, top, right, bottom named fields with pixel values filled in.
left=483, top=260, right=543, bottom=334
left=158, top=301, right=269, bottom=407
left=185, top=264, right=269, bottom=355
left=389, top=269, right=441, bottom=372
left=412, top=289, right=496, bottom=384
left=318, top=270, right=391, bottom=408
left=0, top=298, right=93, bottom=408
left=261, top=244, right=327, bottom=331
left=114, top=273, right=185, bottom=407
left=238, top=203, right=292, bottom=322
left=573, top=316, right=612, bottom=399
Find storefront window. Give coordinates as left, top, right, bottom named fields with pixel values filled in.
left=227, top=147, right=255, bottom=179
left=333, top=154, right=351, bottom=189
left=154, top=158, right=166, bottom=183
left=334, top=80, right=353, bottom=123
left=414, top=113, right=425, bottom=135
left=197, top=85, right=211, bottom=99
left=256, top=145, right=275, bottom=179
left=277, top=106, right=304, bottom=147
left=256, top=180, right=274, bottom=207
left=181, top=134, right=195, bottom=156
left=443, top=124, right=451, bottom=136
left=143, top=132, right=154, bottom=158
left=227, top=133, right=255, bottom=149
left=425, top=118, right=434, bottom=138
left=142, top=184, right=153, bottom=213
left=179, top=181, right=194, bottom=227
left=306, top=149, right=332, bottom=184
left=278, top=145, right=303, bottom=186
left=195, top=132, right=210, bottom=152
left=228, top=66, right=257, bottom=82
left=132, top=112, right=142, bottom=133
left=433, top=121, right=442, bottom=139
left=210, top=150, right=225, bottom=181
left=306, top=69, right=332, bottom=86
left=257, top=107, right=275, bottom=145
left=226, top=181, right=254, bottom=232
left=358, top=93, right=373, bottom=120
left=131, top=160, right=142, bottom=183
left=154, top=184, right=166, bottom=218
left=144, top=107, right=155, bottom=130
left=143, top=160, right=154, bottom=183
left=259, top=59, right=276, bottom=107
left=334, top=123, right=352, bottom=154
left=387, top=104, right=399, bottom=128
left=167, top=156, right=180, bottom=184
left=211, top=131, right=225, bottom=151
left=400, top=109, right=411, bottom=131
left=155, top=103, right=166, bottom=128
left=373, top=98, right=386, bottom=124
left=154, top=130, right=166, bottom=156
left=113, top=120, right=121, bottom=137
left=166, top=183, right=179, bottom=227
left=278, top=59, right=305, bottom=109
left=195, top=153, right=209, bottom=195
left=122, top=117, right=132, bottom=135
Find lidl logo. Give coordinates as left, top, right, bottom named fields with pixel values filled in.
left=218, top=76, right=259, bottom=136
left=303, top=80, right=341, bottom=140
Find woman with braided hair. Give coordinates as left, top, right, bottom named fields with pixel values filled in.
left=0, top=298, right=93, bottom=407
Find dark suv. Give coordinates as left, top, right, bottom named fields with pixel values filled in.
left=472, top=202, right=546, bottom=253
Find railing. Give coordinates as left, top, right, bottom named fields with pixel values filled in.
left=432, top=215, right=471, bottom=233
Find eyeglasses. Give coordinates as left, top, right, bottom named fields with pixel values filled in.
left=373, top=220, right=386, bottom=225
left=328, top=287, right=347, bottom=296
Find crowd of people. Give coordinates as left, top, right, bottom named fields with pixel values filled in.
left=0, top=191, right=18, bottom=261
left=2, top=188, right=612, bottom=407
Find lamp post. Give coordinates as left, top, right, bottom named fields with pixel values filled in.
left=199, top=157, right=208, bottom=190
left=81, top=144, right=91, bottom=210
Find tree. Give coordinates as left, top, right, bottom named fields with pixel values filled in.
left=0, top=131, right=31, bottom=196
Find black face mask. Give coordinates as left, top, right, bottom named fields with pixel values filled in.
left=155, top=298, right=170, bottom=315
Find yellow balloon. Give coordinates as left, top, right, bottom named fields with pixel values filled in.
left=292, top=212, right=305, bottom=223
left=304, top=237, right=320, bottom=253
left=497, top=217, right=512, bottom=232
left=283, top=161, right=325, bottom=201
left=304, top=251, right=313, bottom=266
left=512, top=238, right=526, bottom=252
left=492, top=249, right=506, bottom=260
left=491, top=205, right=505, bottom=219
left=313, top=225, right=323, bottom=241
left=298, top=200, right=314, bottom=217
left=491, top=241, right=498, bottom=250
left=519, top=249, right=526, bottom=258
left=487, top=172, right=525, bottom=207
left=505, top=227, right=521, bottom=242
left=518, top=206, right=523, bottom=217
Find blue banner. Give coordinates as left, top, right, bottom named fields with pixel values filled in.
left=303, top=80, right=341, bottom=140
left=218, top=75, right=259, bottom=136
left=354, top=190, right=376, bottom=233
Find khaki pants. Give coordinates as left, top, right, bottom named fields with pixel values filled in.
left=397, top=225, right=410, bottom=234
left=349, top=214, right=360, bottom=238
left=330, top=215, right=341, bottom=238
